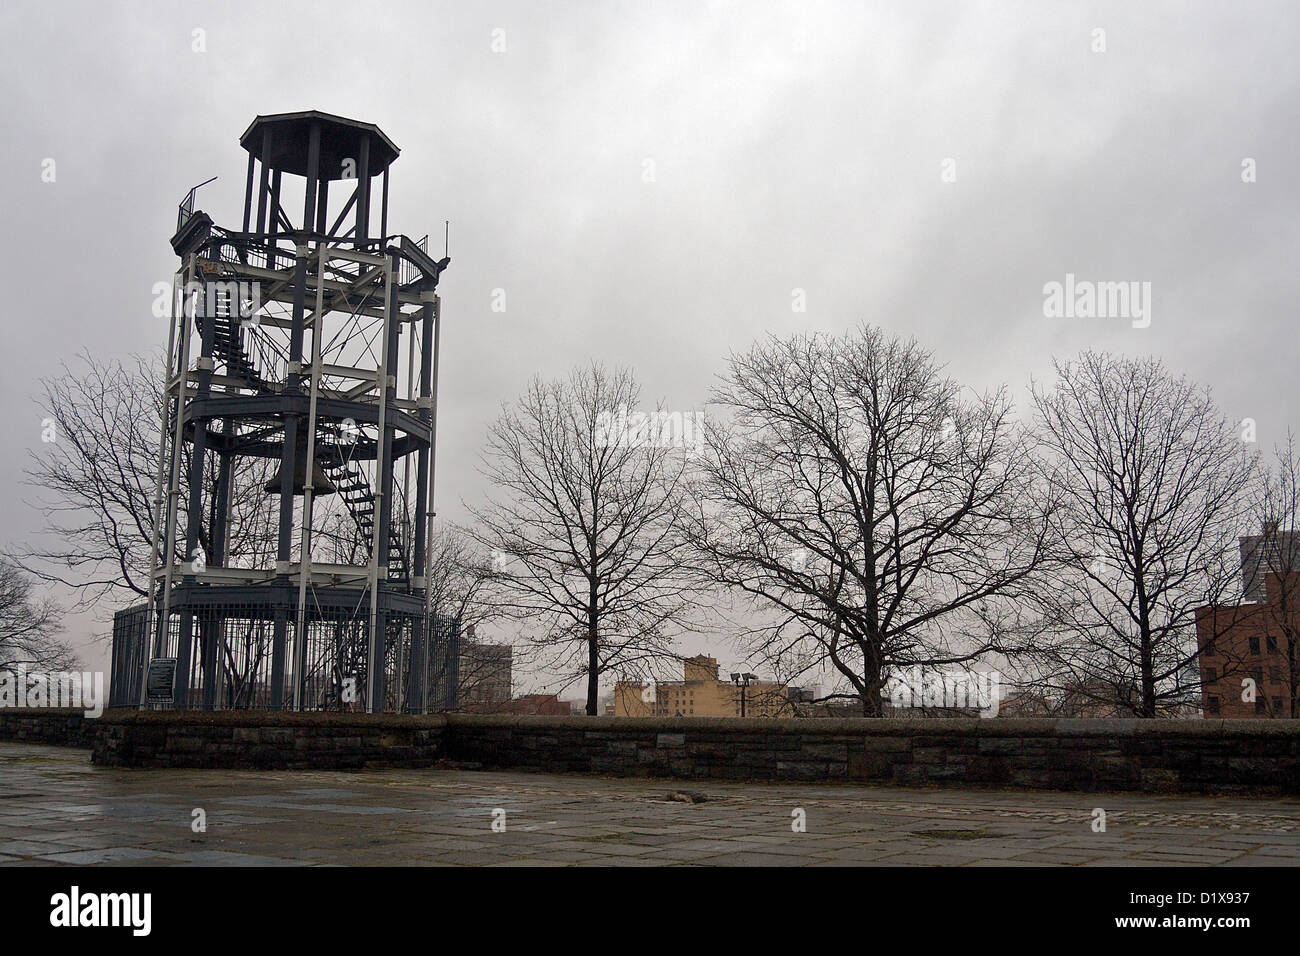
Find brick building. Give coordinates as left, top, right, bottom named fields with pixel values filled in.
left=1196, top=572, right=1298, bottom=719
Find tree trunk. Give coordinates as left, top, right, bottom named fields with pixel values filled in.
left=861, top=646, right=883, bottom=718
left=1289, top=637, right=1298, bottom=720
left=585, top=598, right=599, bottom=716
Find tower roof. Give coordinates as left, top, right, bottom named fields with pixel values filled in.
left=239, top=110, right=400, bottom=180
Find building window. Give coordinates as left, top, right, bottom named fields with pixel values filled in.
left=1267, top=634, right=1278, bottom=652
left=1203, top=640, right=1215, bottom=656
left=1251, top=667, right=1264, bottom=684
left=1205, top=667, right=1217, bottom=682
left=1255, top=699, right=1267, bottom=714
left=1207, top=696, right=1220, bottom=714
left=1269, top=666, right=1282, bottom=683
left=1272, top=697, right=1284, bottom=714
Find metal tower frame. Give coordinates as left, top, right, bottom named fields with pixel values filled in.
left=120, top=111, right=455, bottom=713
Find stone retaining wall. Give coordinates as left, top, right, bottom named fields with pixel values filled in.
left=90, top=710, right=448, bottom=769
left=0, top=708, right=96, bottom=748
left=2, top=709, right=1297, bottom=793
left=445, top=715, right=1300, bottom=794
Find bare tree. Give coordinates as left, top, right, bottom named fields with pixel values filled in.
left=14, top=351, right=279, bottom=607
left=466, top=364, right=702, bottom=715
left=424, top=522, right=499, bottom=634
left=16, top=353, right=162, bottom=603
left=688, top=325, right=1051, bottom=716
left=14, top=353, right=488, bottom=709
left=0, top=561, right=74, bottom=672
left=421, top=522, right=506, bottom=710
left=1029, top=351, right=1257, bottom=717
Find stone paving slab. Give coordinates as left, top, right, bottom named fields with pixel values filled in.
left=1, top=741, right=1297, bottom=866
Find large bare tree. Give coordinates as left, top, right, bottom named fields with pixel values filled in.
left=14, top=351, right=279, bottom=607
left=467, top=364, right=701, bottom=715
left=1029, top=351, right=1257, bottom=717
left=688, top=325, right=1051, bottom=716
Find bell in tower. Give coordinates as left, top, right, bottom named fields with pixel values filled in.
left=264, top=429, right=337, bottom=496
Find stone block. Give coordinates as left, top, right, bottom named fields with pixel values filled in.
left=859, top=736, right=911, bottom=753
left=1140, top=768, right=1180, bottom=793
left=847, top=751, right=895, bottom=780
left=965, top=755, right=1011, bottom=784
left=976, top=737, right=1022, bottom=754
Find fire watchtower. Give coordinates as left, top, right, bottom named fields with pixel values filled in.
left=112, top=111, right=456, bottom=714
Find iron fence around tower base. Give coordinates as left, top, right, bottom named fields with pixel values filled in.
left=110, top=593, right=460, bottom=714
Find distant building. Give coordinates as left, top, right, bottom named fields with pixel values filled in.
left=552, top=696, right=611, bottom=715
left=614, top=655, right=792, bottom=717
left=882, top=702, right=982, bottom=718
left=1239, top=523, right=1300, bottom=603
left=1196, top=571, right=1298, bottom=719
left=792, top=700, right=867, bottom=718
left=1055, top=679, right=1139, bottom=718
left=787, top=685, right=818, bottom=704
left=458, top=640, right=512, bottom=708
left=995, top=689, right=1053, bottom=717
left=495, top=693, right=568, bottom=716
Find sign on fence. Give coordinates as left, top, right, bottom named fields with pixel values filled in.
left=146, top=659, right=178, bottom=704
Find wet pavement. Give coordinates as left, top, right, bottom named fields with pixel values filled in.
left=2, top=742, right=1297, bottom=866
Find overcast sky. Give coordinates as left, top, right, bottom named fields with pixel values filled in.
left=1, top=1, right=1297, bottom=692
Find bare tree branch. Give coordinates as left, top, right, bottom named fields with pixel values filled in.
left=687, top=324, right=1051, bottom=716
left=465, top=363, right=705, bottom=715
left=1026, top=351, right=1257, bottom=716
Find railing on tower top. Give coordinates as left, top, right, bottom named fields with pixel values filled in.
left=177, top=193, right=195, bottom=233
left=398, top=235, right=429, bottom=286
left=176, top=176, right=218, bottom=233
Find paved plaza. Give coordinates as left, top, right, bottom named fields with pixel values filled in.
left=1, top=742, right=1297, bottom=866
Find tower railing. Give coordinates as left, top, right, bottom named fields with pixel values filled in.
left=176, top=176, right=218, bottom=232
left=398, top=235, right=429, bottom=286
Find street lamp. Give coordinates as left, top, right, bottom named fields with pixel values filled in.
left=730, top=672, right=757, bottom=717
